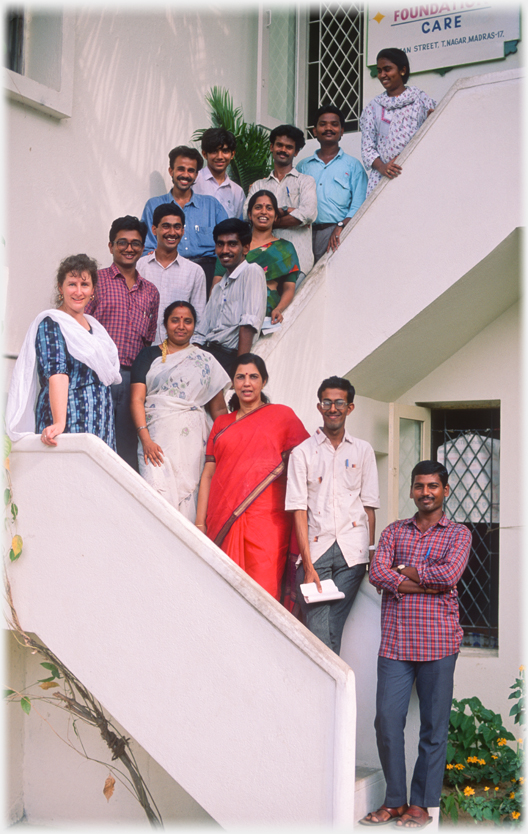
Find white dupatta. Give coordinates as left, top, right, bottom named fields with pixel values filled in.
left=5, top=309, right=121, bottom=441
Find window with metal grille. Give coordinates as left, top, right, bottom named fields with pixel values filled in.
left=307, top=3, right=364, bottom=134
left=432, top=407, right=500, bottom=649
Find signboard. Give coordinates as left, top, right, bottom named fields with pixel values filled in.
left=366, top=4, right=521, bottom=73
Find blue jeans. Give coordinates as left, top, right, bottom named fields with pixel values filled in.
left=296, top=541, right=366, bottom=655
left=375, top=653, right=458, bottom=808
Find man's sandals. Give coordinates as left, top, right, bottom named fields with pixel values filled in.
left=360, top=804, right=432, bottom=828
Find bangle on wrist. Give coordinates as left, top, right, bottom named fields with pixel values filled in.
left=368, top=545, right=376, bottom=551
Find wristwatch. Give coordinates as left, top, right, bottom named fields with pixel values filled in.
left=336, top=221, right=344, bottom=228
left=396, top=564, right=406, bottom=573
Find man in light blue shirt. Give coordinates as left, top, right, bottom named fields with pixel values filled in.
left=297, top=106, right=367, bottom=263
left=141, top=145, right=227, bottom=295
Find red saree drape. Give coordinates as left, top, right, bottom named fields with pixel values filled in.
left=205, top=404, right=309, bottom=599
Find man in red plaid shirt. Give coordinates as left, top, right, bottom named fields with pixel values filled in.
left=361, top=460, right=471, bottom=828
left=86, top=216, right=159, bottom=471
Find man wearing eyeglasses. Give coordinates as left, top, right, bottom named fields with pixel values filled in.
left=86, top=215, right=159, bottom=471
left=285, top=376, right=379, bottom=654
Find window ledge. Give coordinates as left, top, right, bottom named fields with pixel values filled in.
left=4, top=14, right=74, bottom=119
left=460, top=647, right=499, bottom=658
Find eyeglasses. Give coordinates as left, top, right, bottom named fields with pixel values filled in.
left=320, top=399, right=348, bottom=411
left=114, top=239, right=144, bottom=251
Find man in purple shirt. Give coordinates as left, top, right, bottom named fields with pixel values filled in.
left=361, top=460, right=471, bottom=828
left=85, top=215, right=159, bottom=471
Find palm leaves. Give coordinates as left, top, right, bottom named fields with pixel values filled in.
left=191, top=87, right=272, bottom=195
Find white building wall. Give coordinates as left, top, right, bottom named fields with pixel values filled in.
left=395, top=302, right=522, bottom=717
left=5, top=8, right=259, bottom=356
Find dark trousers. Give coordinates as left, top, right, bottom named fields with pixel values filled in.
left=312, top=224, right=336, bottom=264
left=189, top=256, right=217, bottom=297
left=111, top=367, right=138, bottom=472
left=201, top=342, right=237, bottom=374
left=375, top=653, right=457, bottom=808
left=296, top=542, right=366, bottom=655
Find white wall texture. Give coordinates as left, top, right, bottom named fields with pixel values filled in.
left=6, top=434, right=358, bottom=827
left=5, top=7, right=259, bottom=356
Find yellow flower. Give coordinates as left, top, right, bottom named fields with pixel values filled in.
left=478, top=759, right=486, bottom=765
left=484, top=786, right=490, bottom=792
left=455, top=763, right=465, bottom=770
left=519, top=777, right=525, bottom=785
left=512, top=811, right=521, bottom=820
left=510, top=792, right=515, bottom=799
left=446, top=763, right=454, bottom=770
left=492, top=754, right=499, bottom=759
left=519, top=666, right=525, bottom=672
left=495, top=787, right=500, bottom=791
left=517, top=739, right=524, bottom=746
left=497, top=738, right=508, bottom=746
left=464, top=787, right=475, bottom=796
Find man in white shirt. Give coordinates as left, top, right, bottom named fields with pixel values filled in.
left=285, top=376, right=379, bottom=654
left=245, top=124, right=317, bottom=277
left=193, top=128, right=245, bottom=220
left=136, top=203, right=206, bottom=344
left=193, top=219, right=267, bottom=373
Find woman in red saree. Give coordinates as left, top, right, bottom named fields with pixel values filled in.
left=196, top=353, right=308, bottom=600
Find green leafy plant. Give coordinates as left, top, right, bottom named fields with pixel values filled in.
left=440, top=673, right=524, bottom=825
left=191, top=86, right=272, bottom=194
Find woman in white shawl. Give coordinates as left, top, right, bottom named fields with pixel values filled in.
left=6, top=254, right=121, bottom=448
left=360, top=48, right=436, bottom=196
left=130, top=300, right=229, bottom=521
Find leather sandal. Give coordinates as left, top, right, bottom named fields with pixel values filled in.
left=394, top=805, right=432, bottom=828
left=359, top=804, right=409, bottom=825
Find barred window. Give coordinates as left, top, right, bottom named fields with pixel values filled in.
left=307, top=3, right=364, bottom=134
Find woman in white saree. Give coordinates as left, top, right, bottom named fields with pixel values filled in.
left=130, top=301, right=229, bottom=520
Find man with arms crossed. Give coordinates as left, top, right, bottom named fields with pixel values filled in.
left=137, top=202, right=206, bottom=344
left=193, top=127, right=245, bottom=220
left=85, top=216, right=159, bottom=471
left=192, top=219, right=267, bottom=373
left=361, top=460, right=471, bottom=828
left=285, top=377, right=379, bottom=655
left=141, top=145, right=227, bottom=295
left=245, top=124, right=317, bottom=278
left=297, top=106, right=367, bottom=263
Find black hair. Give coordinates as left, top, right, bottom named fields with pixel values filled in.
left=201, top=127, right=237, bottom=154
left=163, top=300, right=197, bottom=327
left=213, top=218, right=252, bottom=247
left=269, top=124, right=306, bottom=152
left=109, top=216, right=147, bottom=245
left=411, top=460, right=448, bottom=488
left=56, top=254, right=98, bottom=306
left=314, top=105, right=345, bottom=129
left=317, top=376, right=355, bottom=404
left=247, top=189, right=279, bottom=219
left=168, top=145, right=203, bottom=170
left=152, top=202, right=185, bottom=228
left=228, top=353, right=270, bottom=412
left=377, top=48, right=410, bottom=84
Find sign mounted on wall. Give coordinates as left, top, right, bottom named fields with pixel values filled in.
left=366, top=4, right=521, bottom=73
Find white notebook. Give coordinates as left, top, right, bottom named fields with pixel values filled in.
left=300, top=579, right=345, bottom=604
